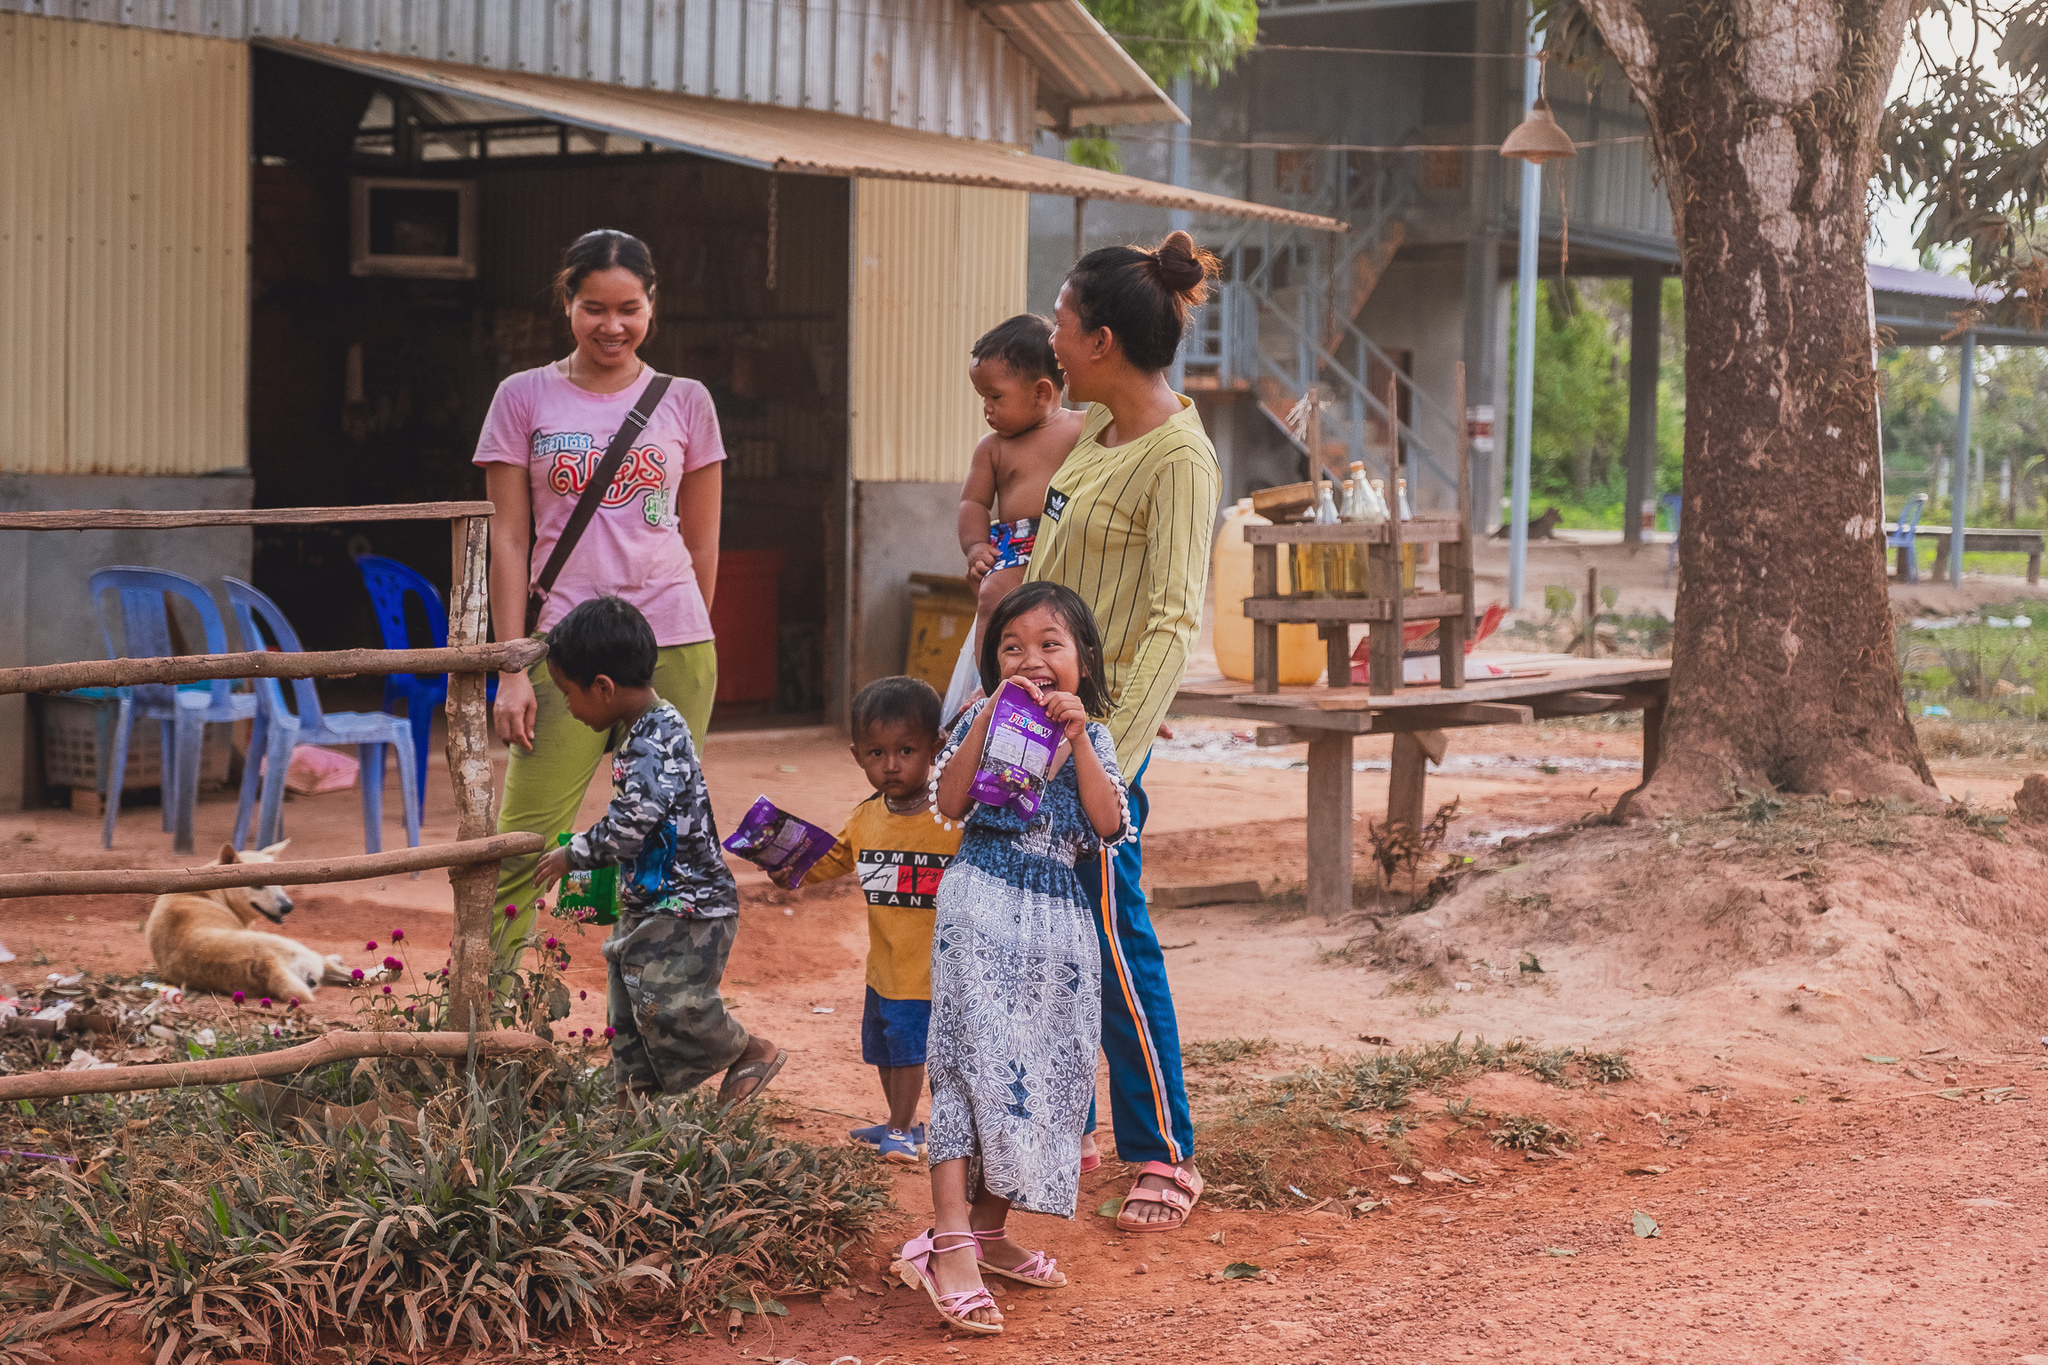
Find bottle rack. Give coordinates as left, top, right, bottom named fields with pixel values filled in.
left=1240, top=514, right=1473, bottom=694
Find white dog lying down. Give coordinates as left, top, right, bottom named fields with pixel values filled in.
left=146, top=842, right=354, bottom=1000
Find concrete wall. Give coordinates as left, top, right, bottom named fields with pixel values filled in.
left=850, top=480, right=965, bottom=693
left=0, top=473, right=254, bottom=809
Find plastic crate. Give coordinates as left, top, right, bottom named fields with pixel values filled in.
left=34, top=688, right=232, bottom=794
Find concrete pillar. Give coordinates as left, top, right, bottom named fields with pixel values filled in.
left=1623, top=263, right=1662, bottom=546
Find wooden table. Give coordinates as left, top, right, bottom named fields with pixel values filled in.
left=1916, top=528, right=2045, bottom=584
left=1171, top=656, right=1672, bottom=917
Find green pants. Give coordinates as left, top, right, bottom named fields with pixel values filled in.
left=493, top=640, right=717, bottom=967
left=604, top=910, right=749, bottom=1093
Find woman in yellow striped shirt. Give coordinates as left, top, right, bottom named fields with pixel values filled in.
left=1031, top=230, right=1220, bottom=1232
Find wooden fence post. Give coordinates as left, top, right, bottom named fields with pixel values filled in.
left=446, top=514, right=497, bottom=1031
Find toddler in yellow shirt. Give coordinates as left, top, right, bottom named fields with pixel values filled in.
left=784, top=676, right=960, bottom=1163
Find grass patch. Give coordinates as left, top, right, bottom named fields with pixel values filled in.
left=1491, top=1113, right=1577, bottom=1150
left=1191, top=1038, right=1631, bottom=1208
left=1182, top=1037, right=1278, bottom=1067
left=2, top=1053, right=887, bottom=1361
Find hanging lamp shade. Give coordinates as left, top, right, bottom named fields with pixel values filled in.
left=1500, top=103, right=1578, bottom=165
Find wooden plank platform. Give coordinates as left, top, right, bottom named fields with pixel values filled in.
left=1171, top=655, right=1671, bottom=918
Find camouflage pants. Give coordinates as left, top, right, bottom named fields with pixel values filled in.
left=602, top=911, right=750, bottom=1094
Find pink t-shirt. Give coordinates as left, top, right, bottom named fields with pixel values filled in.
left=473, top=364, right=725, bottom=646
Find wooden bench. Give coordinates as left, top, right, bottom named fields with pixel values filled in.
left=1922, top=528, right=2044, bottom=585
left=1173, top=657, right=1672, bottom=917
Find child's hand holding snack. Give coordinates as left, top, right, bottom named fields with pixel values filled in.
left=535, top=844, right=570, bottom=892
left=1008, top=676, right=1088, bottom=744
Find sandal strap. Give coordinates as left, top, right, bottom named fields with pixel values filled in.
left=935, top=1287, right=997, bottom=1314
left=969, top=1227, right=1008, bottom=1243
left=1011, top=1250, right=1059, bottom=1279
left=1121, top=1184, right=1193, bottom=1213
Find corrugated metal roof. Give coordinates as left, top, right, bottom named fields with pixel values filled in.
left=265, top=40, right=1343, bottom=229
left=966, top=0, right=1183, bottom=131
left=7, top=0, right=1180, bottom=140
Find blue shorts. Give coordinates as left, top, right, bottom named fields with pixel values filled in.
left=861, top=987, right=931, bottom=1067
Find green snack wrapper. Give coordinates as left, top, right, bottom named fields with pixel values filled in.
left=554, top=832, right=621, bottom=926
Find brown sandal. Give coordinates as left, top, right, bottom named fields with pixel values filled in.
left=716, top=1048, right=787, bottom=1112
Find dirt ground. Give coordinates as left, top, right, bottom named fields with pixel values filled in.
left=8, top=676, right=2048, bottom=1364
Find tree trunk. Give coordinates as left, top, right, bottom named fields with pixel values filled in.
left=1581, top=0, right=1937, bottom=815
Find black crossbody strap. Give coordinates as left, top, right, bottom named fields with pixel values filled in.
left=525, top=373, right=674, bottom=634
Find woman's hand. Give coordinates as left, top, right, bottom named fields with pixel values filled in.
left=534, top=845, right=569, bottom=893
left=494, top=669, right=539, bottom=750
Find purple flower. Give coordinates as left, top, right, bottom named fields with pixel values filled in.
left=544, top=937, right=559, bottom=949
left=288, top=997, right=301, bottom=1009
left=351, top=968, right=365, bottom=982
left=582, top=1027, right=594, bottom=1038
left=405, top=1004, right=417, bottom=1016
left=602, top=1026, right=615, bottom=1040
left=364, top=941, right=377, bottom=952
left=381, top=985, right=393, bottom=995
left=232, top=991, right=245, bottom=1004
left=579, top=990, right=588, bottom=1001
left=259, top=998, right=272, bottom=1009
left=390, top=928, right=405, bottom=942
left=383, top=956, right=403, bottom=972
left=503, top=905, right=518, bottom=919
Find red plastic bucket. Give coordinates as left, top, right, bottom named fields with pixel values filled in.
left=709, top=549, right=785, bottom=703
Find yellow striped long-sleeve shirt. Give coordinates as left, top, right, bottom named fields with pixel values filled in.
left=1025, top=397, right=1221, bottom=775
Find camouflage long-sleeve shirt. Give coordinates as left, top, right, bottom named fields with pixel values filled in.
left=565, top=701, right=737, bottom=918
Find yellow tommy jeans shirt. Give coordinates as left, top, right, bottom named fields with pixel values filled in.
left=804, top=795, right=962, bottom=1001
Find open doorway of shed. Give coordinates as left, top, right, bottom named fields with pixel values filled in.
left=245, top=46, right=847, bottom=731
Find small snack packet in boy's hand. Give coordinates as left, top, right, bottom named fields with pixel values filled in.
left=553, top=833, right=622, bottom=926
left=722, top=796, right=836, bottom=887
left=970, top=684, right=1060, bottom=819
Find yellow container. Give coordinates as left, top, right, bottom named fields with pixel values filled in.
left=1213, top=501, right=1325, bottom=685
left=905, top=575, right=977, bottom=695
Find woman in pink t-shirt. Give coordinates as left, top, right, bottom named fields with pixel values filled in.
left=473, top=229, right=724, bottom=960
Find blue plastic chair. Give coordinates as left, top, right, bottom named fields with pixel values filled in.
left=90, top=567, right=259, bottom=854
left=1661, top=493, right=1683, bottom=585
left=354, top=555, right=494, bottom=807
left=224, top=577, right=421, bottom=855
left=1888, top=493, right=1928, bottom=583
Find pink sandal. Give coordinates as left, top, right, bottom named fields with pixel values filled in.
left=1116, top=1160, right=1204, bottom=1233
left=971, top=1227, right=1067, bottom=1288
left=891, top=1229, right=1003, bottom=1334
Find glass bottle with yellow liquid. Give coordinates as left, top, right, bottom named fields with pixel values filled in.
left=1338, top=461, right=1385, bottom=597
left=1291, top=481, right=1343, bottom=597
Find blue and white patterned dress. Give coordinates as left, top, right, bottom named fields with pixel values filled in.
left=924, top=703, right=1131, bottom=1217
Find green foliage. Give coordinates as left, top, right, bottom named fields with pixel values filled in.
left=1066, top=132, right=1123, bottom=173
left=1503, top=278, right=1685, bottom=528
left=1083, top=0, right=1257, bottom=87
left=3, top=1057, right=887, bottom=1362
left=1879, top=1, right=2048, bottom=310
left=1880, top=345, right=2048, bottom=522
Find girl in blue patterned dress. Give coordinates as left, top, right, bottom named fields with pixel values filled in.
left=892, top=581, right=1131, bottom=1336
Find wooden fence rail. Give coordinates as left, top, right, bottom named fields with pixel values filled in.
left=0, top=638, right=546, bottom=698
left=0, top=502, right=494, bottom=531
left=0, top=1030, right=552, bottom=1101
left=0, top=832, right=543, bottom=900
left=7, top=504, right=507, bottom=1032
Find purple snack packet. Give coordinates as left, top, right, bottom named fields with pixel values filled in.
left=969, top=685, right=1061, bottom=819
left=722, top=795, right=836, bottom=887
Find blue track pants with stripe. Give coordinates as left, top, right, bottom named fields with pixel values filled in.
left=1078, top=759, right=1195, bottom=1165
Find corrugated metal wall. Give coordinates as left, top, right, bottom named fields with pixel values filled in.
left=0, top=14, right=248, bottom=476
left=2, top=0, right=1037, bottom=145
left=849, top=177, right=1025, bottom=483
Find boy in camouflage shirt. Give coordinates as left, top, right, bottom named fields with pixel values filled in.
left=535, top=597, right=785, bottom=1107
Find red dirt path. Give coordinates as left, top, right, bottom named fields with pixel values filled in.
left=8, top=717, right=2047, bottom=1364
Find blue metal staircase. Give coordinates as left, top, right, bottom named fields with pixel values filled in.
left=1183, top=154, right=1461, bottom=502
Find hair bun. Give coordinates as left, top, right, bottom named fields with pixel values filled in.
left=1153, top=230, right=1217, bottom=304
